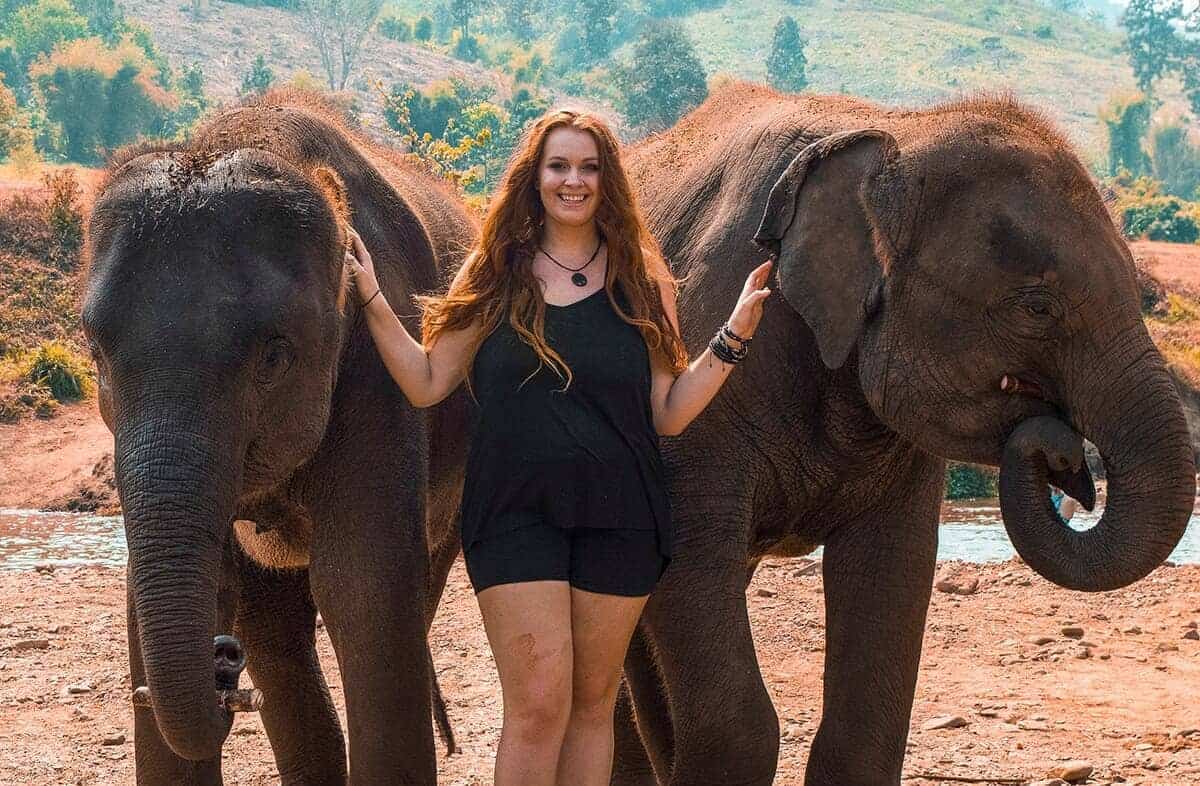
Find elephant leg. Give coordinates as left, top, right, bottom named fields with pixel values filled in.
left=308, top=483, right=435, bottom=785
left=611, top=626, right=669, bottom=786
left=127, top=548, right=238, bottom=786
left=804, top=488, right=940, bottom=786
left=234, top=560, right=346, bottom=785
left=643, top=533, right=778, bottom=786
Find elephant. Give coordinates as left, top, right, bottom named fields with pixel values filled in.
left=82, top=89, right=474, bottom=785
left=611, top=82, right=1197, bottom=785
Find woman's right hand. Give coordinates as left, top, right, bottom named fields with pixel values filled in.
left=344, top=225, right=380, bottom=303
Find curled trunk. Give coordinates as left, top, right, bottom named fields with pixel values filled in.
left=999, top=340, right=1195, bottom=592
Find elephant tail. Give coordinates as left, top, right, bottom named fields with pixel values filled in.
left=429, top=645, right=458, bottom=756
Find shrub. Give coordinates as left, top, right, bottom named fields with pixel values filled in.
left=414, top=15, right=433, bottom=41
left=766, top=16, right=807, bottom=92
left=945, top=462, right=998, bottom=499
left=1033, top=24, right=1054, bottom=39
left=1121, top=196, right=1200, bottom=242
left=1149, top=118, right=1200, bottom=200
left=239, top=54, right=275, bottom=96
left=23, top=340, right=93, bottom=402
left=452, top=33, right=480, bottom=61
left=378, top=16, right=411, bottom=41
left=42, top=168, right=82, bottom=268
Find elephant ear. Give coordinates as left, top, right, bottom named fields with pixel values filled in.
left=753, top=129, right=905, bottom=370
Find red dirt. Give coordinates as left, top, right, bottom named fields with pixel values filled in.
left=1, top=559, right=1198, bottom=785
left=1132, top=240, right=1200, bottom=300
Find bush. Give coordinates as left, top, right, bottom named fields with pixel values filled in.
left=23, top=340, right=93, bottom=402
left=1149, top=119, right=1200, bottom=200
left=1033, top=23, right=1054, bottom=39
left=42, top=168, right=82, bottom=268
left=945, top=462, right=998, bottom=499
left=378, top=15, right=411, bottom=41
left=766, top=16, right=807, bottom=92
left=414, top=15, right=433, bottom=41
left=1122, top=196, right=1200, bottom=242
left=239, top=54, right=274, bottom=96
left=452, top=32, right=480, bottom=61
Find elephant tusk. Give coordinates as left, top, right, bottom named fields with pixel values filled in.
left=1000, top=374, right=1045, bottom=400
left=131, top=686, right=264, bottom=713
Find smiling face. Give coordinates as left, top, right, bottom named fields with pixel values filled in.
left=537, top=126, right=602, bottom=230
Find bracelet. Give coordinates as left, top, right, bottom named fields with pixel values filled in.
left=360, top=288, right=382, bottom=308
left=720, top=322, right=753, bottom=346
left=709, top=329, right=748, bottom=365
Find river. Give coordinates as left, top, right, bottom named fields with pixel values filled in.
left=1, top=500, right=1198, bottom=570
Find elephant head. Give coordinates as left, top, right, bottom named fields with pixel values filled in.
left=754, top=111, right=1195, bottom=591
left=82, top=147, right=351, bottom=759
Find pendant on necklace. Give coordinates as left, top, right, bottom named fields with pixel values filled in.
left=571, top=272, right=588, bottom=287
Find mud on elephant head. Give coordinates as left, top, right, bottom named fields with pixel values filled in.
left=753, top=111, right=1195, bottom=591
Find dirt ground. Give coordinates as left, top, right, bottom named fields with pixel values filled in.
left=0, top=557, right=1197, bottom=786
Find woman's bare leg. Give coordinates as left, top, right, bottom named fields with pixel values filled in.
left=556, top=589, right=650, bottom=786
left=478, top=580, right=574, bottom=786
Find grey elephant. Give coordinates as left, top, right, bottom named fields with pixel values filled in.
left=82, top=90, right=473, bottom=784
left=611, top=83, right=1196, bottom=785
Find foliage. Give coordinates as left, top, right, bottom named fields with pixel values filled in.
left=766, top=16, right=807, bottom=92
left=4, top=0, right=89, bottom=73
left=383, top=77, right=549, bottom=193
left=239, top=54, right=275, bottom=96
left=944, top=462, right=998, bottom=499
left=501, top=0, right=539, bottom=43
left=1032, top=23, right=1054, bottom=38
left=1122, top=195, right=1200, bottom=242
left=452, top=32, right=480, bottom=61
left=449, top=0, right=478, bottom=38
left=169, top=62, right=209, bottom=135
left=30, top=35, right=177, bottom=164
left=22, top=339, right=92, bottom=402
left=1099, top=91, right=1152, bottom=178
left=42, top=167, right=81, bottom=267
left=580, top=0, right=618, bottom=63
left=612, top=22, right=707, bottom=131
left=71, top=0, right=124, bottom=44
left=1121, top=0, right=1183, bottom=92
left=1149, top=119, right=1200, bottom=200
left=378, top=15, right=411, bottom=41
left=300, top=0, right=383, bottom=90
left=0, top=77, right=33, bottom=159
left=414, top=14, right=432, bottom=41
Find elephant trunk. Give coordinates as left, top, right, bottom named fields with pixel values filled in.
left=999, top=337, right=1196, bottom=591
left=117, top=403, right=242, bottom=761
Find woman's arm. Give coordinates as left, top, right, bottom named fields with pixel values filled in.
left=649, top=258, right=773, bottom=436
left=344, top=227, right=478, bottom=408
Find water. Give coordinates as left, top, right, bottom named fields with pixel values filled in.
left=0, top=504, right=1198, bottom=570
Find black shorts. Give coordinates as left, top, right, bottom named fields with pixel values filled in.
left=464, top=521, right=665, bottom=597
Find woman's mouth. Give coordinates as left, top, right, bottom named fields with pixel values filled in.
left=558, top=193, right=589, bottom=207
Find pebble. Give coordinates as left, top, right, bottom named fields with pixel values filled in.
left=1061, top=626, right=1085, bottom=639
left=101, top=733, right=125, bottom=746
left=1047, top=760, right=1093, bottom=781
left=755, top=587, right=778, bottom=598
left=921, top=715, right=969, bottom=730
left=934, top=576, right=979, bottom=596
left=65, top=683, right=92, bottom=695
left=1183, top=629, right=1199, bottom=641
left=1030, top=636, right=1055, bottom=646
left=1018, top=719, right=1052, bottom=731
left=11, top=639, right=50, bottom=652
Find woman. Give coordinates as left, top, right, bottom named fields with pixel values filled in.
left=343, top=108, right=772, bottom=785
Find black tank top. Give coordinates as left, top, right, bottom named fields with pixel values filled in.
left=460, top=285, right=672, bottom=558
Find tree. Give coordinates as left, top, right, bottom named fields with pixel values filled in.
left=766, top=16, right=807, bottom=92
left=31, top=36, right=177, bottom=163
left=5, top=0, right=89, bottom=72
left=503, top=0, right=539, bottom=43
left=613, top=23, right=707, bottom=130
left=1099, top=91, right=1153, bottom=177
left=580, top=0, right=617, bottom=62
left=239, top=54, right=274, bottom=96
left=1121, top=0, right=1183, bottom=92
left=1149, top=118, right=1200, bottom=199
left=299, top=0, right=383, bottom=91
left=414, top=15, right=433, bottom=41
left=70, top=0, right=125, bottom=43
left=449, top=0, right=477, bottom=39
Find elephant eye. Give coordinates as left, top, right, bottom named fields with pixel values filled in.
left=1025, top=303, right=1051, bottom=317
left=256, top=337, right=294, bottom=387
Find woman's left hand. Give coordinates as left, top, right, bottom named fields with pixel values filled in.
left=727, top=260, right=773, bottom=340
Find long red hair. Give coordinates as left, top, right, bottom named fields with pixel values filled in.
left=418, top=109, right=688, bottom=387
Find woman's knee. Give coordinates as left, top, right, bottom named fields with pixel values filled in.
left=570, top=672, right=622, bottom=726
left=502, top=661, right=574, bottom=741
